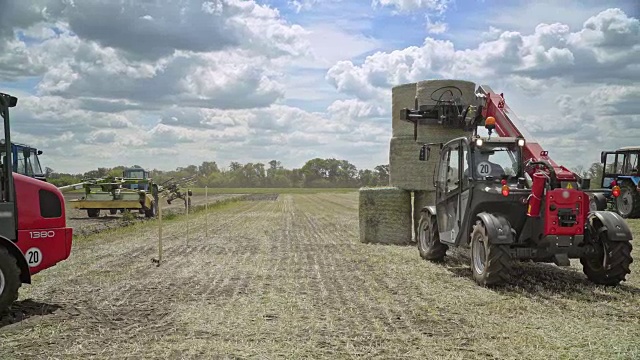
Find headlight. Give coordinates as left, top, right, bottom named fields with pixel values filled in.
left=475, top=138, right=483, bottom=147
left=517, top=138, right=525, bottom=147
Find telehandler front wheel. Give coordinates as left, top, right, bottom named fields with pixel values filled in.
left=0, top=246, right=21, bottom=314
left=581, top=221, right=633, bottom=286
left=417, top=211, right=447, bottom=262
left=470, top=220, right=512, bottom=286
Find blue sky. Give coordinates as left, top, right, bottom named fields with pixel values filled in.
left=0, top=0, right=638, bottom=173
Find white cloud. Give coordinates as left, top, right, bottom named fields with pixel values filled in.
left=372, top=0, right=450, bottom=13
left=324, top=8, right=639, bottom=169
left=0, top=3, right=638, bottom=174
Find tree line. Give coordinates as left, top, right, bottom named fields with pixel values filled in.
left=44, top=157, right=607, bottom=189
left=45, top=158, right=391, bottom=188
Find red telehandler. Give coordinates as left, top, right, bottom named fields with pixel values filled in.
left=401, top=83, right=632, bottom=286
left=0, top=92, right=73, bottom=313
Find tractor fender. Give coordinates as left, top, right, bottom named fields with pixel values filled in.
left=476, top=212, right=514, bottom=245
left=617, top=176, right=640, bottom=187
left=590, top=211, right=633, bottom=241
left=0, top=236, right=31, bottom=284
left=420, top=206, right=437, bottom=217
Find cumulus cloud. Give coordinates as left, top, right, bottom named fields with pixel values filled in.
left=327, top=8, right=640, bottom=101
left=0, top=3, right=637, bottom=173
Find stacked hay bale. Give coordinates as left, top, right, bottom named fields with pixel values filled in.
left=358, top=79, right=477, bottom=245
left=359, top=187, right=412, bottom=245
left=389, top=79, right=476, bottom=241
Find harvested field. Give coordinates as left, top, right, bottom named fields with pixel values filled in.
left=2, top=191, right=640, bottom=359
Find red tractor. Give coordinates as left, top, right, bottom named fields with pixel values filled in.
left=402, top=83, right=633, bottom=286
left=0, top=92, right=73, bottom=313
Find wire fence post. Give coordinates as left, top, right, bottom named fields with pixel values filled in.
left=205, top=186, right=209, bottom=238
left=154, top=201, right=163, bottom=267
left=186, top=190, right=190, bottom=246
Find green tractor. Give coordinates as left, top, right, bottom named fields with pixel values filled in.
left=59, top=175, right=159, bottom=218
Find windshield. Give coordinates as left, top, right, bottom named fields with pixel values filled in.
left=31, top=150, right=44, bottom=175
left=471, top=144, right=520, bottom=179
left=126, top=170, right=145, bottom=179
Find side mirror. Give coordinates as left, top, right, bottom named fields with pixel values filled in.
left=600, top=152, right=606, bottom=164
left=37, top=150, right=43, bottom=155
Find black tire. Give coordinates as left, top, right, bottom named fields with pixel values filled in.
left=0, top=246, right=21, bottom=314
left=615, top=181, right=640, bottom=218
left=87, top=209, right=100, bottom=218
left=109, top=209, right=118, bottom=215
left=145, top=201, right=157, bottom=218
left=469, top=220, right=512, bottom=286
left=581, top=221, right=633, bottom=286
left=417, top=211, right=448, bottom=262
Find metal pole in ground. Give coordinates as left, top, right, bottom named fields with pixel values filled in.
left=205, top=186, right=208, bottom=238
left=153, top=201, right=163, bottom=266
left=186, top=190, right=190, bottom=246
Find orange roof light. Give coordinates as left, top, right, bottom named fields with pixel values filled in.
left=485, top=116, right=496, bottom=129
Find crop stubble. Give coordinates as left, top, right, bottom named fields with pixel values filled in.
left=1, top=192, right=639, bottom=359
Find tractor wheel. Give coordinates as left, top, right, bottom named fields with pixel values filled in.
left=615, top=182, right=640, bottom=218
left=417, top=211, right=447, bottom=262
left=581, top=221, right=633, bottom=286
left=469, top=220, right=512, bottom=286
left=0, top=246, right=21, bottom=314
left=145, top=201, right=157, bottom=218
left=87, top=209, right=100, bottom=218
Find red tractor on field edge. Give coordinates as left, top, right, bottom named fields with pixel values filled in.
left=0, top=92, right=73, bottom=313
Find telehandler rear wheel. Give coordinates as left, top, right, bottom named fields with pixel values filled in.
left=581, top=221, right=633, bottom=286
left=417, top=211, right=447, bottom=262
left=470, top=220, right=512, bottom=286
left=0, top=246, right=21, bottom=314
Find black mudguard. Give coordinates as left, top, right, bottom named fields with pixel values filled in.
left=476, top=212, right=514, bottom=245
left=590, top=211, right=633, bottom=241
left=0, top=236, right=30, bottom=284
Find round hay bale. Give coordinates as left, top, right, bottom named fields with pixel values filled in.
left=359, top=187, right=412, bottom=245
left=416, top=79, right=477, bottom=108
left=392, top=82, right=418, bottom=138
left=412, top=190, right=435, bottom=241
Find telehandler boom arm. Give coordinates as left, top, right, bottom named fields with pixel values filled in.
left=475, top=85, right=577, bottom=183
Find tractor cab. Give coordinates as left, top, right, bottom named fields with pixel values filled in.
left=122, top=166, right=149, bottom=191
left=600, top=146, right=640, bottom=218
left=0, top=141, right=46, bottom=181
left=420, top=134, right=528, bottom=246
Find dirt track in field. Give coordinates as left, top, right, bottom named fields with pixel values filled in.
left=2, top=193, right=640, bottom=359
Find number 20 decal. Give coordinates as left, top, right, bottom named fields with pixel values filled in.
left=25, top=247, right=43, bottom=267
left=29, top=231, right=56, bottom=239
